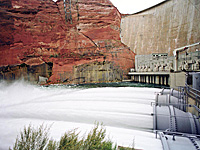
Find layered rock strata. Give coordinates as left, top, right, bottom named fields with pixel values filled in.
left=0, top=0, right=135, bottom=84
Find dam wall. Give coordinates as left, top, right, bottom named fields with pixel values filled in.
left=121, top=0, right=200, bottom=56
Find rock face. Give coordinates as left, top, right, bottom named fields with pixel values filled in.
left=121, top=0, right=200, bottom=56
left=0, top=0, right=135, bottom=84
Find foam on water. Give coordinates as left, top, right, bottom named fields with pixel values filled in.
left=0, top=80, right=162, bottom=150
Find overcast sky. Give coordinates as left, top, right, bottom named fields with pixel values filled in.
left=53, top=0, right=165, bottom=14
left=109, top=0, right=166, bottom=14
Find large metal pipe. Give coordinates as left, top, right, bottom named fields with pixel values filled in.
left=159, top=132, right=200, bottom=150
left=153, top=105, right=200, bottom=134
left=173, top=42, right=200, bottom=71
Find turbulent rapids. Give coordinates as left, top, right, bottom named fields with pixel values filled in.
left=0, top=81, right=162, bottom=150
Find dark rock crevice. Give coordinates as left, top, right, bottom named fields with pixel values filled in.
left=80, top=32, right=99, bottom=48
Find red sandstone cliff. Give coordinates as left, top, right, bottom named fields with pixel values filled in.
left=0, top=0, right=135, bottom=84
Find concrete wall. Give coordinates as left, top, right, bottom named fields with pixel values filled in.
left=170, top=72, right=186, bottom=89
left=121, top=0, right=200, bottom=56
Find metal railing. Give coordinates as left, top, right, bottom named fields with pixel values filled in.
left=182, top=84, right=200, bottom=117
left=186, top=84, right=200, bottom=102
left=177, top=86, right=187, bottom=111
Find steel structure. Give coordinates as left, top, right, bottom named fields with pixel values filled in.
left=158, top=132, right=200, bottom=150
left=153, top=85, right=200, bottom=135
left=153, top=105, right=200, bottom=134
left=173, top=42, right=200, bottom=71
left=63, top=0, right=73, bottom=24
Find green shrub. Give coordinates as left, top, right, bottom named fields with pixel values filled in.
left=11, top=123, right=118, bottom=150
left=58, top=129, right=83, bottom=150
left=82, top=123, right=115, bottom=150
left=58, top=123, right=116, bottom=150
left=118, top=147, right=135, bottom=150
left=46, top=140, right=58, bottom=150
left=11, top=124, right=50, bottom=150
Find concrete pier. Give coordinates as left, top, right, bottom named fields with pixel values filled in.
left=128, top=72, right=170, bottom=86
left=128, top=71, right=186, bottom=89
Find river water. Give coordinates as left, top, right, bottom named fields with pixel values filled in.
left=0, top=80, right=163, bottom=150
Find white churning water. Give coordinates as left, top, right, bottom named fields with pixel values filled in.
left=0, top=80, right=162, bottom=150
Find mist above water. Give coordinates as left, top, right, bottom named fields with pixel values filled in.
left=0, top=80, right=162, bottom=150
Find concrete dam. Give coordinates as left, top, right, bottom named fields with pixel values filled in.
left=120, top=0, right=200, bottom=88
left=121, top=0, right=200, bottom=56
